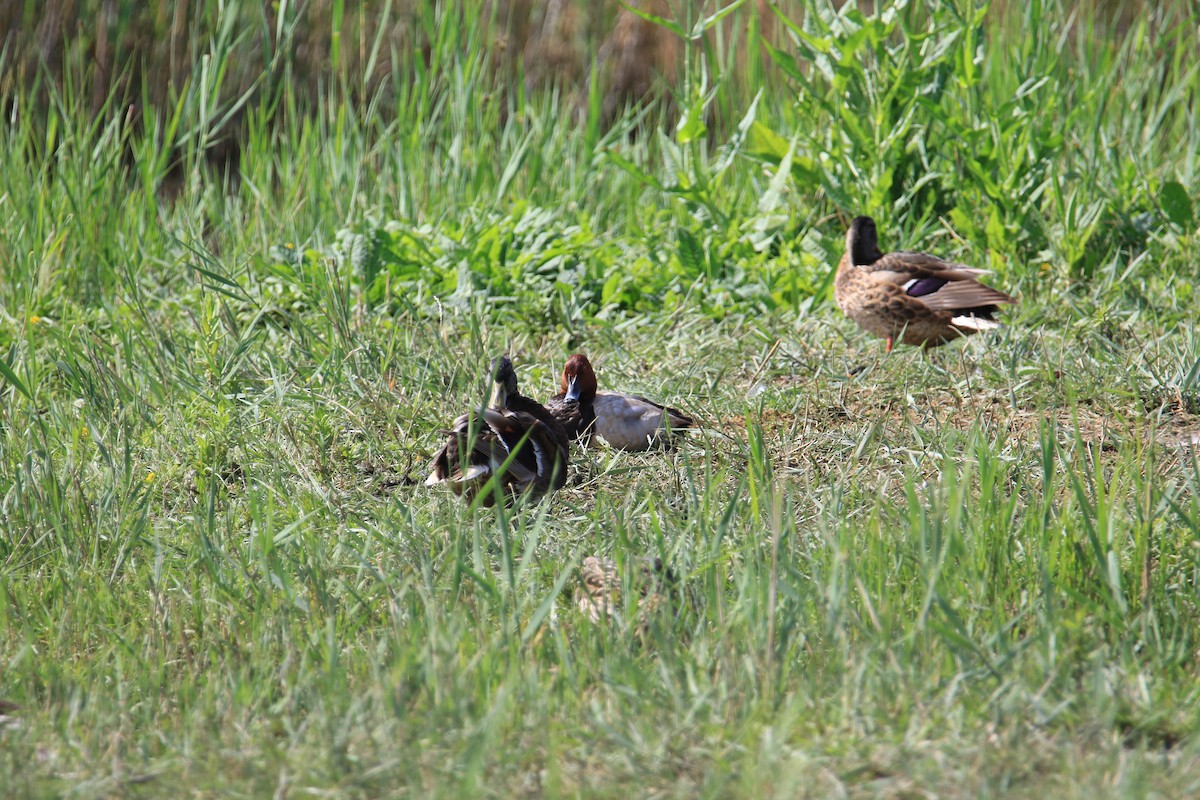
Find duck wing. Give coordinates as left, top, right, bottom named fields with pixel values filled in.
left=867, top=251, right=1016, bottom=314
left=477, top=408, right=547, bottom=487
left=426, top=408, right=546, bottom=495
left=628, top=395, right=693, bottom=429
left=592, top=392, right=693, bottom=450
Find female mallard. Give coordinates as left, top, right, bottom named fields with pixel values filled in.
left=577, top=555, right=679, bottom=632
left=426, top=357, right=569, bottom=505
left=546, top=354, right=693, bottom=451
left=834, top=216, right=1017, bottom=351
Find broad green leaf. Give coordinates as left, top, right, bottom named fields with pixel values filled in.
left=868, top=166, right=894, bottom=210
left=745, top=122, right=819, bottom=193
left=762, top=39, right=807, bottom=84
left=745, top=121, right=790, bottom=161
left=1160, top=180, right=1194, bottom=227
left=657, top=128, right=686, bottom=188
left=495, top=133, right=530, bottom=204
left=601, top=273, right=625, bottom=306
left=676, top=97, right=708, bottom=145
left=676, top=229, right=706, bottom=277
left=838, top=107, right=871, bottom=152
left=759, top=134, right=797, bottom=214
left=0, top=356, right=32, bottom=401
left=793, top=27, right=832, bottom=55
left=788, top=155, right=820, bottom=192
left=986, top=206, right=1006, bottom=248
left=837, top=27, right=872, bottom=66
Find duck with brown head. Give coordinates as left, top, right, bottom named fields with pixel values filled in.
left=546, top=354, right=693, bottom=451
left=834, top=215, right=1017, bottom=352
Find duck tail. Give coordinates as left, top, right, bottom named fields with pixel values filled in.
left=666, top=408, right=695, bottom=430
left=950, top=315, right=1003, bottom=332
left=460, top=463, right=492, bottom=483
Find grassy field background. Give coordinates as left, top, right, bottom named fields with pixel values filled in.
left=2, top=0, right=1200, bottom=796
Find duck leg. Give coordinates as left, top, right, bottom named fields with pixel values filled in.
left=885, top=336, right=894, bottom=354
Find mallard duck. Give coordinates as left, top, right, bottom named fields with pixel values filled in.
left=834, top=215, right=1017, bottom=351
left=426, top=357, right=569, bottom=505
left=545, top=354, right=694, bottom=451
left=577, top=555, right=679, bottom=633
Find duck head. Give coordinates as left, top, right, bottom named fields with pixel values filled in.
left=489, top=356, right=519, bottom=408
left=847, top=215, right=883, bottom=266
left=560, top=354, right=598, bottom=403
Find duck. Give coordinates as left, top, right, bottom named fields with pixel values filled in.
left=834, top=215, right=1017, bottom=352
left=577, top=555, right=679, bottom=634
left=426, top=356, right=569, bottom=505
left=545, top=354, right=694, bottom=451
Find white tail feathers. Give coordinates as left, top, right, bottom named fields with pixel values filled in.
left=460, top=464, right=492, bottom=482
left=426, top=462, right=492, bottom=487
left=950, top=315, right=1002, bottom=332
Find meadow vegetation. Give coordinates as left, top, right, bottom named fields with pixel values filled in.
left=2, top=0, right=1200, bottom=796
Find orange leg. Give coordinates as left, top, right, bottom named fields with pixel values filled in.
left=885, top=336, right=894, bottom=353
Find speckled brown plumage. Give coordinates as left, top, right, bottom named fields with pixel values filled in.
left=577, top=555, right=680, bottom=635
left=834, top=216, right=1017, bottom=351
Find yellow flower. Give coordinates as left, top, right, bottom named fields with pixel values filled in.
left=81, top=427, right=89, bottom=438
left=144, top=472, right=156, bottom=484
left=29, top=315, right=41, bottom=325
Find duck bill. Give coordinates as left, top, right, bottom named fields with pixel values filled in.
left=489, top=382, right=509, bottom=409
left=564, top=375, right=581, bottom=403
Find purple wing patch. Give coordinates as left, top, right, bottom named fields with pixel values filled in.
left=905, top=277, right=947, bottom=297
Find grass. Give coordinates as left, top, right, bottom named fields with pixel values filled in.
left=2, top=0, right=1200, bottom=796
